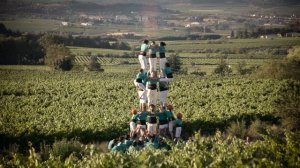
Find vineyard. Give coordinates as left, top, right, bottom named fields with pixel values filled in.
left=1, top=69, right=300, bottom=167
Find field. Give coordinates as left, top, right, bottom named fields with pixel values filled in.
left=1, top=67, right=300, bottom=166
left=68, top=37, right=300, bottom=75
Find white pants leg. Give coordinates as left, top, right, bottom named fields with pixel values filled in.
left=147, top=89, right=157, bottom=106
left=134, top=80, right=146, bottom=90
left=149, top=57, right=157, bottom=72
left=169, top=120, right=174, bottom=133
left=138, top=90, right=147, bottom=104
left=147, top=123, right=157, bottom=136
left=159, top=78, right=173, bottom=82
left=138, top=55, right=147, bottom=70
left=160, top=90, right=168, bottom=105
left=130, top=122, right=136, bottom=132
left=159, top=58, right=167, bottom=77
left=175, top=127, right=182, bottom=138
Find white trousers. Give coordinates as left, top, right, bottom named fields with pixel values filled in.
left=160, top=90, right=168, bottom=105
left=149, top=57, right=157, bottom=72
left=138, top=90, right=147, bottom=103
left=159, top=58, right=167, bottom=77
left=147, top=89, right=157, bottom=106
left=130, top=121, right=136, bottom=132
left=138, top=55, right=147, bottom=70
left=147, top=123, right=157, bottom=135
left=134, top=80, right=146, bottom=90
left=175, top=127, right=182, bottom=138
left=159, top=77, right=173, bottom=82
left=169, top=120, right=174, bottom=132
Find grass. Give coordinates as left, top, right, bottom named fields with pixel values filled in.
left=0, top=65, right=51, bottom=71
left=68, top=46, right=132, bottom=56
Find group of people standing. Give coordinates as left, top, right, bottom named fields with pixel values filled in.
left=107, top=40, right=183, bottom=152
left=135, top=40, right=173, bottom=109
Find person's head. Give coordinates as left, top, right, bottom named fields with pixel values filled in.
left=132, top=133, right=138, bottom=140
left=139, top=69, right=144, bottom=73
left=160, top=104, right=166, bottom=111
left=165, top=62, right=170, bottom=67
left=149, top=135, right=155, bottom=142
left=125, top=134, right=130, bottom=140
left=176, top=112, right=183, bottom=119
left=144, top=39, right=149, bottom=44
left=150, top=71, right=157, bottom=78
left=149, top=104, right=156, bottom=112
left=131, top=109, right=137, bottom=115
left=167, top=104, right=173, bottom=111
left=151, top=41, right=156, bottom=45
left=118, top=136, right=125, bottom=143
left=160, top=41, right=166, bottom=46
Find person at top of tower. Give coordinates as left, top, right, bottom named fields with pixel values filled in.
left=148, top=41, right=158, bottom=72
left=159, top=42, right=167, bottom=77
left=138, top=39, right=149, bottom=72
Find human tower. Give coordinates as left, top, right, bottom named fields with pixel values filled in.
left=108, top=40, right=183, bottom=152
left=132, top=40, right=182, bottom=140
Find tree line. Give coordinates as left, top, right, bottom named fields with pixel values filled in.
left=0, top=23, right=131, bottom=66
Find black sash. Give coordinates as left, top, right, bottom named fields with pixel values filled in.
left=159, top=53, right=165, bottom=58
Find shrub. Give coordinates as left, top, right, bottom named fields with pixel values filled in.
left=45, top=44, right=74, bottom=71
left=190, top=69, right=207, bottom=76
left=236, top=61, right=256, bottom=75
left=256, top=46, right=300, bottom=80
left=87, top=56, right=104, bottom=72
left=214, top=58, right=232, bottom=76
left=247, top=120, right=266, bottom=140
left=167, top=53, right=182, bottom=73
left=51, top=139, right=83, bottom=160
left=226, top=120, right=247, bottom=139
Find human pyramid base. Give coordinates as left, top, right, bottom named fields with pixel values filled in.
left=108, top=40, right=183, bottom=152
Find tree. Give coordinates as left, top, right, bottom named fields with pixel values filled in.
left=256, top=46, right=300, bottom=80
left=39, top=34, right=74, bottom=70
left=214, top=58, right=232, bottom=76
left=87, top=55, right=104, bottom=72
left=230, top=30, right=234, bottom=38
left=167, top=53, right=182, bottom=73
left=45, top=44, right=74, bottom=71
left=38, top=34, right=63, bottom=49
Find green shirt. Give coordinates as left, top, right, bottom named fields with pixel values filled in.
left=111, top=143, right=127, bottom=152
left=156, top=111, right=168, bottom=121
left=175, top=119, right=183, bottom=127
left=125, top=140, right=133, bottom=147
left=138, top=111, right=148, bottom=121
left=166, top=111, right=175, bottom=121
left=147, top=78, right=158, bottom=86
left=165, top=67, right=172, bottom=74
left=131, top=114, right=138, bottom=122
left=141, top=44, right=149, bottom=52
left=149, top=46, right=158, bottom=55
left=159, top=46, right=166, bottom=53
left=147, top=113, right=157, bottom=123
left=159, top=81, right=168, bottom=91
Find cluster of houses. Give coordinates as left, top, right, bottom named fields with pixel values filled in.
left=60, top=11, right=299, bottom=38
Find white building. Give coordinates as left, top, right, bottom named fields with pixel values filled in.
left=61, top=22, right=69, bottom=26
